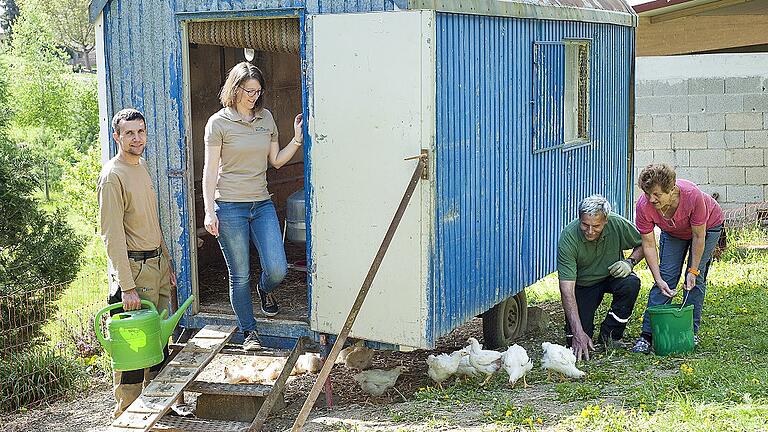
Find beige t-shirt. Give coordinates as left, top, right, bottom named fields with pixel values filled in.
left=204, top=107, right=279, bottom=202
left=97, top=157, right=163, bottom=292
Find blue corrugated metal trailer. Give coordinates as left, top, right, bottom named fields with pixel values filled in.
left=92, top=0, right=637, bottom=350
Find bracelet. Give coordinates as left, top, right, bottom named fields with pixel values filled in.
left=687, top=267, right=700, bottom=276
left=292, top=138, right=303, bottom=146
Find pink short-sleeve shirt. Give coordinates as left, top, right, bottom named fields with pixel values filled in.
left=635, top=179, right=724, bottom=240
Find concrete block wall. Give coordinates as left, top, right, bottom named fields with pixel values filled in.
left=634, top=54, right=768, bottom=213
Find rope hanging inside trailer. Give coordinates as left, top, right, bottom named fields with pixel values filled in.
left=188, top=19, right=299, bottom=54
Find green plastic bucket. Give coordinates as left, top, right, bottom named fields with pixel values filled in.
left=648, top=304, right=694, bottom=356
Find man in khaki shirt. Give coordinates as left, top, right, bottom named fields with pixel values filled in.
left=97, top=108, right=176, bottom=418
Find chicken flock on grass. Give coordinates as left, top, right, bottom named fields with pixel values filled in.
left=221, top=339, right=583, bottom=395
left=425, top=339, right=583, bottom=389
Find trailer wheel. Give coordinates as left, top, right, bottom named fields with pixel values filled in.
left=482, top=290, right=528, bottom=349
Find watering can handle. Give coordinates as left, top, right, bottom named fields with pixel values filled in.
left=93, top=300, right=157, bottom=350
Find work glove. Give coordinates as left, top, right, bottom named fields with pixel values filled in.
left=608, top=259, right=633, bottom=278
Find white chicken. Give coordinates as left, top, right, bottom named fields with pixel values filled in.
left=467, top=337, right=503, bottom=386
left=501, top=344, right=533, bottom=387
left=426, top=350, right=464, bottom=388
left=353, top=366, right=406, bottom=396
left=541, top=342, right=585, bottom=380
left=455, top=346, right=481, bottom=380
left=223, top=362, right=261, bottom=384
left=222, top=358, right=267, bottom=384
left=261, top=358, right=287, bottom=381
left=294, top=353, right=322, bottom=375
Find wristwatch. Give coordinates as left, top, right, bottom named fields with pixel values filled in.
left=625, top=257, right=637, bottom=267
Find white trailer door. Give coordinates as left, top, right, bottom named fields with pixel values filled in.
left=309, top=11, right=434, bottom=347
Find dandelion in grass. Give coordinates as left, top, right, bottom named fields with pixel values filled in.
left=751, top=378, right=760, bottom=385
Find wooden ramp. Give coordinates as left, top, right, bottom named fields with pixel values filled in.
left=109, top=325, right=236, bottom=432
left=109, top=325, right=309, bottom=432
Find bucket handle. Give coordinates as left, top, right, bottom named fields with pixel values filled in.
left=94, top=300, right=157, bottom=346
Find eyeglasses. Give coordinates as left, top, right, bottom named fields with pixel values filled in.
left=239, top=86, right=264, bottom=97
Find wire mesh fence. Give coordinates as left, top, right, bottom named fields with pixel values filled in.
left=0, top=269, right=107, bottom=413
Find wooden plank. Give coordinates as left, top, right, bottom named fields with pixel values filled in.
left=250, top=337, right=308, bottom=431
left=110, top=325, right=236, bottom=432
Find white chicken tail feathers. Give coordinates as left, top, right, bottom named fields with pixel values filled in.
left=541, top=341, right=585, bottom=379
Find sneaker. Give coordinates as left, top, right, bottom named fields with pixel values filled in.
left=243, top=331, right=262, bottom=351
left=258, top=285, right=279, bottom=317
left=630, top=337, right=652, bottom=354
left=694, top=334, right=700, bottom=346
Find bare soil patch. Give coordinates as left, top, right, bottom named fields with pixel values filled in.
left=2, top=304, right=611, bottom=432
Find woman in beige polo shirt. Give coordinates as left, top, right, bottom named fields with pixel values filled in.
left=203, top=62, right=303, bottom=351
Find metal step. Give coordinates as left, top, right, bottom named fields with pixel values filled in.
left=186, top=381, right=272, bottom=397
left=152, top=416, right=249, bottom=432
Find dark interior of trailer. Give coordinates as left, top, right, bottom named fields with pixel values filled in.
left=186, top=18, right=308, bottom=322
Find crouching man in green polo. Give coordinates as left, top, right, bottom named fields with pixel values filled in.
left=98, top=108, right=177, bottom=418
left=557, top=194, right=644, bottom=361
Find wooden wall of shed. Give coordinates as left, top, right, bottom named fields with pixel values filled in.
left=189, top=44, right=304, bottom=232
left=636, top=15, right=768, bottom=56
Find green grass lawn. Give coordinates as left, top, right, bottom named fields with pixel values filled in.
left=38, top=192, right=107, bottom=349
left=398, top=228, right=768, bottom=432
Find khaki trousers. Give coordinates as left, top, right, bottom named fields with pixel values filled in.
left=110, top=253, right=172, bottom=419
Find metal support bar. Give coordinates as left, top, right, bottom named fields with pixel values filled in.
left=290, top=155, right=427, bottom=431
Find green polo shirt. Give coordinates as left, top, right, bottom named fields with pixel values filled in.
left=557, top=213, right=642, bottom=287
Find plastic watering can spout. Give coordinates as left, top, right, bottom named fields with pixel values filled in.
left=161, top=295, right=194, bottom=342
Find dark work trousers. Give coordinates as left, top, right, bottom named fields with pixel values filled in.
left=107, top=261, right=170, bottom=419
left=565, top=274, right=641, bottom=346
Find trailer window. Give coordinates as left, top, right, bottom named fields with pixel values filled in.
left=532, top=41, right=565, bottom=153
left=532, top=39, right=591, bottom=153
left=564, top=39, right=590, bottom=145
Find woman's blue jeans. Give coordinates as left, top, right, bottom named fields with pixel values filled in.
left=640, top=225, right=722, bottom=338
left=215, top=200, right=287, bottom=332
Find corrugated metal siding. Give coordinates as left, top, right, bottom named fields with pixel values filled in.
left=431, top=12, right=633, bottom=341
left=103, top=0, right=192, bottom=308
left=175, top=0, right=395, bottom=15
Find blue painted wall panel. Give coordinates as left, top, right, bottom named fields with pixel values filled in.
left=431, top=13, right=633, bottom=341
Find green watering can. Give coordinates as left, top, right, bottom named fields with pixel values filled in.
left=94, top=295, right=194, bottom=371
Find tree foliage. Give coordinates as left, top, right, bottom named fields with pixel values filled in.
left=0, top=58, right=85, bottom=352
left=0, top=0, right=19, bottom=37
left=40, top=0, right=94, bottom=70
left=61, top=143, right=101, bottom=229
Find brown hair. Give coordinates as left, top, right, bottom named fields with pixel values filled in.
left=638, top=164, right=676, bottom=194
left=112, top=108, right=145, bottom=134
left=219, top=62, right=267, bottom=110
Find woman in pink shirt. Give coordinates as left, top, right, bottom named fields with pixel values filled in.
left=630, top=164, right=724, bottom=354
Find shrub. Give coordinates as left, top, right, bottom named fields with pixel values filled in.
left=0, top=140, right=84, bottom=352
left=0, top=348, right=88, bottom=412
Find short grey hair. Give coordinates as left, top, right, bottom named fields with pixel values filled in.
left=578, top=194, right=611, bottom=219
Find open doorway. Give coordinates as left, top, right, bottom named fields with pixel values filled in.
left=185, top=18, right=308, bottom=322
